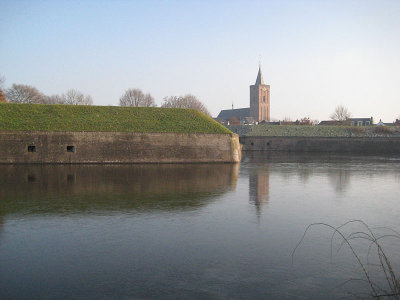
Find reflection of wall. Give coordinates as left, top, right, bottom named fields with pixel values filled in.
left=0, top=164, right=239, bottom=215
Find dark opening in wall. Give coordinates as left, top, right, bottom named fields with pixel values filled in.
left=67, top=174, right=75, bottom=183
left=28, top=145, right=36, bottom=152
left=251, top=142, right=254, bottom=146
left=27, top=174, right=36, bottom=182
left=67, top=146, right=75, bottom=153
left=267, top=142, right=270, bottom=146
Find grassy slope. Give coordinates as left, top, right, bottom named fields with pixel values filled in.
left=0, top=103, right=231, bottom=134
left=228, top=124, right=400, bottom=137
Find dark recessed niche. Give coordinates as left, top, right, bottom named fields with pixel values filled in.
left=267, top=142, right=270, bottom=146
left=67, top=146, right=75, bottom=153
left=27, top=174, right=36, bottom=182
left=28, top=145, right=36, bottom=152
left=67, top=174, right=75, bottom=183
left=250, top=142, right=254, bottom=146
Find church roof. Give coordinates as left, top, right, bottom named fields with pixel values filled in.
left=217, top=107, right=250, bottom=121
left=255, top=66, right=264, bottom=85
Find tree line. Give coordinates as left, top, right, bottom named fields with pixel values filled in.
left=4, top=84, right=93, bottom=105
left=0, top=76, right=210, bottom=115
left=0, top=79, right=93, bottom=105
left=119, top=89, right=210, bottom=115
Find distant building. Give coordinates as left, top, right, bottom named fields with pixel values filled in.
left=319, top=120, right=349, bottom=126
left=377, top=119, right=396, bottom=126
left=217, top=66, right=270, bottom=124
left=216, top=108, right=250, bottom=124
left=319, top=117, right=373, bottom=126
left=349, top=117, right=373, bottom=126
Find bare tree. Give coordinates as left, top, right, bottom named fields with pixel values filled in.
left=5, top=84, right=45, bottom=103
left=283, top=116, right=293, bottom=122
left=299, top=117, right=312, bottom=125
left=0, top=74, right=5, bottom=89
left=43, top=94, right=65, bottom=104
left=330, top=105, right=351, bottom=121
left=161, top=94, right=210, bottom=116
left=0, top=75, right=6, bottom=103
left=61, top=89, right=93, bottom=105
left=142, top=93, right=156, bottom=107
left=119, top=89, right=156, bottom=107
left=161, top=96, right=180, bottom=108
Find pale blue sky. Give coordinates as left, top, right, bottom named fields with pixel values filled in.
left=1, top=0, right=399, bottom=121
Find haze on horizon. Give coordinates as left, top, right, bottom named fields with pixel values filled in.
left=1, top=0, right=399, bottom=122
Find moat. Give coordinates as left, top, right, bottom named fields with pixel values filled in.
left=0, top=153, right=399, bottom=299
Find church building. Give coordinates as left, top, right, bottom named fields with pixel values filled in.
left=217, top=66, right=270, bottom=124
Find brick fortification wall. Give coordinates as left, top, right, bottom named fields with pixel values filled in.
left=240, top=136, right=400, bottom=154
left=0, top=131, right=241, bottom=164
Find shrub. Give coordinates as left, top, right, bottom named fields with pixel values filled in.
left=0, top=90, right=7, bottom=103
left=293, top=220, right=400, bottom=299
left=349, top=127, right=366, bottom=134
left=373, top=126, right=393, bottom=134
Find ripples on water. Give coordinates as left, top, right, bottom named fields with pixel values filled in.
left=0, top=153, right=399, bottom=299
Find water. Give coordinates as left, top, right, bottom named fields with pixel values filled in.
left=0, top=153, right=399, bottom=299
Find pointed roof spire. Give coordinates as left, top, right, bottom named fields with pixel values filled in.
left=255, top=65, right=264, bottom=85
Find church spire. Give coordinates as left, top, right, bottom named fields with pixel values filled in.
left=255, top=65, right=264, bottom=85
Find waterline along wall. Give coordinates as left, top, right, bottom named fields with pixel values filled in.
left=240, top=136, right=400, bottom=154
left=0, top=104, right=241, bottom=163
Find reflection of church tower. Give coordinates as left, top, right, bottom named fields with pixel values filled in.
left=250, top=66, right=270, bottom=122
left=249, top=170, right=270, bottom=215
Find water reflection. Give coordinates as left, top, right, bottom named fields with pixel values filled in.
left=249, top=168, right=270, bottom=217
left=0, top=164, right=239, bottom=216
left=328, top=168, right=351, bottom=195
left=243, top=152, right=400, bottom=199
left=1, top=155, right=399, bottom=299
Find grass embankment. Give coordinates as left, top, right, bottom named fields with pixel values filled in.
left=0, top=103, right=232, bottom=134
left=228, top=124, right=400, bottom=137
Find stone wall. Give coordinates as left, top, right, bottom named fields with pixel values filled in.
left=240, top=136, right=400, bottom=154
left=0, top=131, right=241, bottom=163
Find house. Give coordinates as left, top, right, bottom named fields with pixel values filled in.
left=349, top=117, right=373, bottom=126
left=319, top=120, right=350, bottom=126
left=377, top=119, right=396, bottom=126
left=318, top=117, right=373, bottom=126
left=259, top=120, right=281, bottom=125
left=377, top=119, right=385, bottom=126
left=242, top=117, right=256, bottom=125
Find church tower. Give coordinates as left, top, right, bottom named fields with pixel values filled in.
left=250, top=66, right=270, bottom=122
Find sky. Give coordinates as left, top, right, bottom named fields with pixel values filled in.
left=1, top=0, right=399, bottom=122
